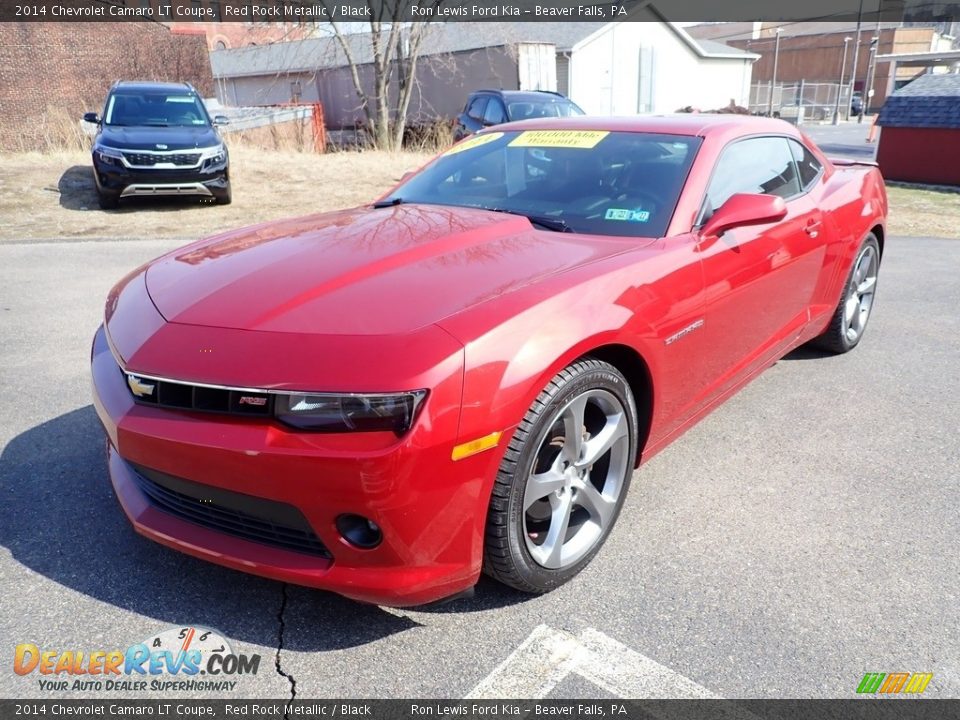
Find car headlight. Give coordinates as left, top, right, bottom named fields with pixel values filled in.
left=95, top=146, right=123, bottom=165
left=274, top=390, right=427, bottom=434
left=200, top=144, right=227, bottom=165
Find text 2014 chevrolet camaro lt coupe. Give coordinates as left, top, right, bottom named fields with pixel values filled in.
left=92, top=116, right=887, bottom=606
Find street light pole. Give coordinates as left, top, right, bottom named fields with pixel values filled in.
left=767, top=28, right=783, bottom=117
left=833, top=36, right=852, bottom=125
left=847, top=0, right=864, bottom=121
left=857, top=35, right=880, bottom=123
left=864, top=35, right=880, bottom=119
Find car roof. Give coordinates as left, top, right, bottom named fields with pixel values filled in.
left=474, top=90, right=570, bottom=101
left=112, top=80, right=195, bottom=93
left=490, top=113, right=803, bottom=139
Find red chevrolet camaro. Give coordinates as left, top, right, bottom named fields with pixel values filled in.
left=91, top=115, right=887, bottom=606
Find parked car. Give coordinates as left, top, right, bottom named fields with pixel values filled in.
left=83, top=81, right=231, bottom=209
left=454, top=89, right=584, bottom=140
left=91, top=115, right=887, bottom=606
left=851, top=93, right=864, bottom=117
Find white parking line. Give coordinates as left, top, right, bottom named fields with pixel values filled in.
left=466, top=624, right=583, bottom=699
left=467, top=624, right=719, bottom=699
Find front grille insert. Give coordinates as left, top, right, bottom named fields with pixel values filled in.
left=130, top=464, right=332, bottom=559
left=123, top=369, right=273, bottom=418
left=123, top=152, right=201, bottom=167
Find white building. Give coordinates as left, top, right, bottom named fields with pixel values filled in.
left=560, top=22, right=759, bottom=114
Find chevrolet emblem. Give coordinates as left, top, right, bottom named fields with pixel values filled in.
left=126, top=373, right=156, bottom=398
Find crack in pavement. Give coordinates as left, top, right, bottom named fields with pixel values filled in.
left=275, top=584, right=297, bottom=719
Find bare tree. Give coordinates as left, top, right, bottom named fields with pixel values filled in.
left=320, top=1, right=439, bottom=150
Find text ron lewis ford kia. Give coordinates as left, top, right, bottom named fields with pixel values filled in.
left=92, top=116, right=887, bottom=606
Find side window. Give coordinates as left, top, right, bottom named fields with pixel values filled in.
left=482, top=100, right=507, bottom=126
left=704, top=137, right=801, bottom=216
left=789, top=139, right=824, bottom=191
left=466, top=96, right=488, bottom=121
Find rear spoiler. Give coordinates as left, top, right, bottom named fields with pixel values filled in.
left=829, top=157, right=878, bottom=168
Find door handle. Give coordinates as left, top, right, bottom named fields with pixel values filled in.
left=804, top=220, right=822, bottom=238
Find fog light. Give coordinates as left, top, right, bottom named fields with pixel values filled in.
left=336, top=514, right=382, bottom=549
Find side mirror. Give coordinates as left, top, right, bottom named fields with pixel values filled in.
left=213, top=115, right=230, bottom=126
left=700, top=193, right=787, bottom=240
left=83, top=112, right=100, bottom=124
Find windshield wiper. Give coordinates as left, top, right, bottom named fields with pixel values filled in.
left=373, top=197, right=404, bottom=208
left=486, top=208, right=573, bottom=233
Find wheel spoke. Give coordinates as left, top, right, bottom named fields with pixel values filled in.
left=575, top=480, right=616, bottom=528
left=577, top=412, right=628, bottom=468
left=524, top=467, right=566, bottom=510
left=857, top=276, right=876, bottom=296
left=844, top=295, right=859, bottom=324
left=850, top=304, right=864, bottom=335
left=537, top=493, right=574, bottom=568
left=560, top=395, right=588, bottom=465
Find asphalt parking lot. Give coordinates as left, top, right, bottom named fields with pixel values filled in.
left=802, top=122, right=877, bottom=160
left=1, top=234, right=957, bottom=701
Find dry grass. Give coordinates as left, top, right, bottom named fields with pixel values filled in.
left=0, top=147, right=434, bottom=240
left=0, top=147, right=955, bottom=242
left=885, top=185, right=960, bottom=239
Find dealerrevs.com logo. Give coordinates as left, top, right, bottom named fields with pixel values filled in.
left=857, top=672, right=934, bottom=695
left=13, top=625, right=260, bottom=693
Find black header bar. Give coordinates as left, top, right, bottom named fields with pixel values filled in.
left=1, top=0, right=957, bottom=23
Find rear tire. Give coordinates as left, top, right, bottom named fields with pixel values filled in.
left=813, top=233, right=880, bottom=353
left=483, top=358, right=638, bottom=594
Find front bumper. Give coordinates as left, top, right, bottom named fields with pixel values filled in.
left=91, top=324, right=501, bottom=606
left=92, top=156, right=229, bottom=198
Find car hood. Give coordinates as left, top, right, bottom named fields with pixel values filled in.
left=97, top=125, right=221, bottom=151
left=144, top=204, right=641, bottom=335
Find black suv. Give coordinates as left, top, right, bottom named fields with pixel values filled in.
left=454, top=90, right=584, bottom=141
left=83, top=81, right=231, bottom=209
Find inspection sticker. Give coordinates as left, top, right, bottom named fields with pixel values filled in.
left=508, top=130, right=610, bottom=149
left=605, top=208, right=651, bottom=222
left=444, top=131, right=504, bottom=155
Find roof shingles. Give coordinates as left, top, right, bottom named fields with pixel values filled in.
left=878, top=73, right=960, bottom=130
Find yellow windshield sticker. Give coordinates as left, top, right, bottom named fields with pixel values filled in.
left=444, top=131, right=504, bottom=156
left=508, top=130, right=609, bottom=149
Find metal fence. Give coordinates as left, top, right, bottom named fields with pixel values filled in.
left=749, top=82, right=855, bottom=123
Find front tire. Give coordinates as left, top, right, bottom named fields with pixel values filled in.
left=213, top=182, right=232, bottom=205
left=97, top=190, right=119, bottom=210
left=813, top=233, right=880, bottom=353
left=483, top=359, right=638, bottom=594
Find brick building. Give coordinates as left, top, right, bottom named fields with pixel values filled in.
left=0, top=22, right=213, bottom=151
left=169, top=21, right=317, bottom=51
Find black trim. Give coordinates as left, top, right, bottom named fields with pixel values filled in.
left=130, top=463, right=333, bottom=559
left=123, top=368, right=273, bottom=418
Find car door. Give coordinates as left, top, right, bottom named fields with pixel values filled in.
left=455, top=96, right=488, bottom=140
left=693, top=135, right=828, bottom=398
left=482, top=97, right=508, bottom=128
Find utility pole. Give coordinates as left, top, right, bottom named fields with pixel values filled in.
left=864, top=34, right=880, bottom=119
left=848, top=0, right=864, bottom=121
left=833, top=36, right=852, bottom=124
left=767, top=28, right=783, bottom=117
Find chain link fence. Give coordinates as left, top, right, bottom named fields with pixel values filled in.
left=749, top=82, right=857, bottom=123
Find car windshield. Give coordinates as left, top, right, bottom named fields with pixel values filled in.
left=382, top=130, right=701, bottom=238
left=104, top=91, right=210, bottom=128
left=506, top=100, right=585, bottom=121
